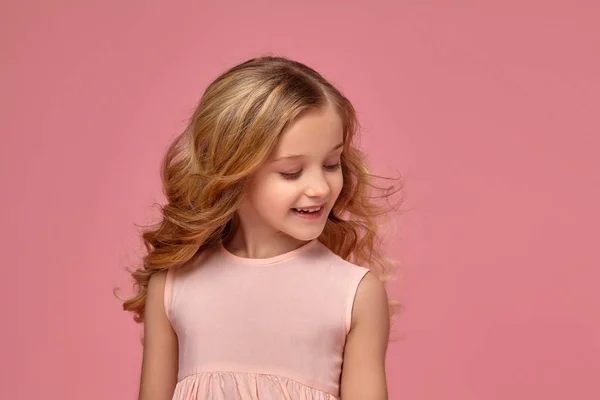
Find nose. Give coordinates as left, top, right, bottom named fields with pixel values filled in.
left=304, top=171, right=331, bottom=199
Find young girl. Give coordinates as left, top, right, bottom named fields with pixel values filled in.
left=119, top=55, right=402, bottom=400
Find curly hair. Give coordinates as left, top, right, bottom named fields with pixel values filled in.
left=115, top=55, right=405, bottom=329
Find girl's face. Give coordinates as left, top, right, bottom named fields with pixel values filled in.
left=237, top=103, right=344, bottom=243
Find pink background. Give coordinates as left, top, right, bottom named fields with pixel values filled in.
left=1, top=1, right=599, bottom=399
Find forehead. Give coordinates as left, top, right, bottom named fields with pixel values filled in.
left=273, top=104, right=344, bottom=160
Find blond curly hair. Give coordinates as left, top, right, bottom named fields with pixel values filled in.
left=115, top=55, right=404, bottom=329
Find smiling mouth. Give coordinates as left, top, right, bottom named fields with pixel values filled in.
left=292, top=206, right=324, bottom=214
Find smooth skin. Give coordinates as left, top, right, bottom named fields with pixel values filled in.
left=340, top=272, right=390, bottom=400
left=138, top=271, right=177, bottom=400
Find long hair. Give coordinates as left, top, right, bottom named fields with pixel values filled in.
left=115, top=55, right=405, bottom=329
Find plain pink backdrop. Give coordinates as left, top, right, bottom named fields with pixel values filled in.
left=1, top=1, right=599, bottom=399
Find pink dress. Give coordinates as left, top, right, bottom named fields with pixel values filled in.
left=164, top=238, right=369, bottom=399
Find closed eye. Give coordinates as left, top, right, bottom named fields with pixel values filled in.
left=280, top=163, right=342, bottom=180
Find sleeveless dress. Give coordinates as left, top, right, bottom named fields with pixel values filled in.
left=164, top=238, right=369, bottom=400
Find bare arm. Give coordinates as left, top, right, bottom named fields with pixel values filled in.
left=340, top=272, right=390, bottom=400
left=138, top=270, right=179, bottom=400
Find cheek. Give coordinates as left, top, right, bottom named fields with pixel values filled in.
left=254, top=179, right=297, bottom=210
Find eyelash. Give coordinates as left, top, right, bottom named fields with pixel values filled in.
left=280, top=163, right=342, bottom=180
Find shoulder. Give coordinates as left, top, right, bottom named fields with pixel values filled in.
left=145, top=270, right=170, bottom=325
left=350, top=272, right=389, bottom=332
left=321, top=250, right=383, bottom=333
left=354, top=272, right=388, bottom=309
left=147, top=269, right=176, bottom=321
left=148, top=270, right=168, bottom=298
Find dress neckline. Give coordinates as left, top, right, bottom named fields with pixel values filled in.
left=218, top=239, right=320, bottom=266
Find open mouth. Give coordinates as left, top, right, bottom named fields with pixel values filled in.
left=292, top=206, right=323, bottom=214
left=291, top=205, right=325, bottom=219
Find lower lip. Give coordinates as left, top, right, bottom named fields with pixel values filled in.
left=291, top=207, right=324, bottom=219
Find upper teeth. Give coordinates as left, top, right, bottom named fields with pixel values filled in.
left=297, top=207, right=321, bottom=212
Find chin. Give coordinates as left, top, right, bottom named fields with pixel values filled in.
left=287, top=230, right=323, bottom=242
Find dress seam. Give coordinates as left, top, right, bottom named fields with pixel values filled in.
left=177, top=369, right=337, bottom=397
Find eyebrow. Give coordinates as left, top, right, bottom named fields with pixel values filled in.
left=272, top=142, right=344, bottom=162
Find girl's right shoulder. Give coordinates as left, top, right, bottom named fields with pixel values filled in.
left=147, top=270, right=169, bottom=313
left=148, top=269, right=168, bottom=288
left=147, top=269, right=176, bottom=323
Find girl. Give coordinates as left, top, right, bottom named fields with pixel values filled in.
left=118, top=55, right=402, bottom=400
